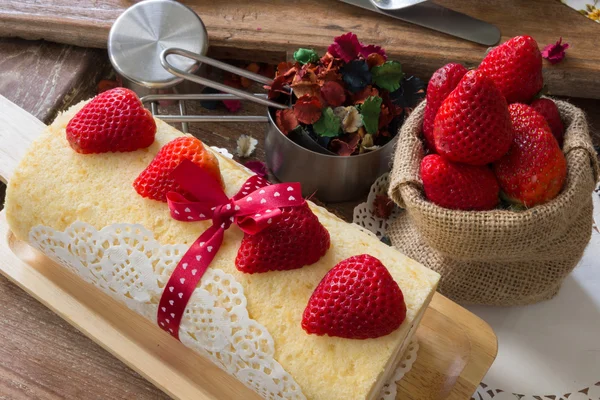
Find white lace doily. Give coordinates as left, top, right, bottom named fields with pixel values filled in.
left=468, top=186, right=600, bottom=400
left=28, top=217, right=423, bottom=400
left=28, top=222, right=305, bottom=400
left=378, top=340, right=419, bottom=400
left=353, top=173, right=401, bottom=240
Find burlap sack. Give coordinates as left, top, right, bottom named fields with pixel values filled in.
left=388, top=99, right=599, bottom=306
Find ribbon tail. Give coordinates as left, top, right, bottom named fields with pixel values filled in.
left=156, top=224, right=225, bottom=339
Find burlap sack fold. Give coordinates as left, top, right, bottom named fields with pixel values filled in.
left=388, top=99, right=599, bottom=306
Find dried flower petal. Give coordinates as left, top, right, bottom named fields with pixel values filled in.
left=359, top=44, right=387, bottom=60
left=294, top=48, right=320, bottom=65
left=266, top=74, right=291, bottom=99
left=379, top=104, right=392, bottom=129
left=313, top=107, right=341, bottom=137
left=541, top=37, right=570, bottom=65
left=351, top=85, right=379, bottom=104
left=330, top=132, right=361, bottom=156
left=276, top=109, right=299, bottom=135
left=371, top=61, right=404, bottom=92
left=373, top=194, right=394, bottom=218
left=366, top=53, right=386, bottom=69
left=320, top=52, right=335, bottom=65
left=317, top=59, right=343, bottom=83
left=223, top=99, right=242, bottom=113
left=341, top=60, right=372, bottom=93
left=334, top=106, right=363, bottom=133
left=362, top=133, right=374, bottom=148
left=361, top=96, right=383, bottom=134
left=291, top=67, right=320, bottom=98
left=236, top=134, right=258, bottom=158
left=328, top=32, right=362, bottom=63
left=293, top=95, right=322, bottom=124
left=389, top=76, right=425, bottom=108
left=241, top=63, right=261, bottom=88
left=320, top=81, right=346, bottom=107
left=244, top=160, right=268, bottom=178
left=276, top=61, right=297, bottom=77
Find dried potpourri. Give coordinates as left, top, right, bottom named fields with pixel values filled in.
left=269, top=32, right=426, bottom=156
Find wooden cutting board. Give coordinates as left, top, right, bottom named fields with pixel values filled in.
left=1, top=0, right=599, bottom=100
left=0, top=94, right=497, bottom=399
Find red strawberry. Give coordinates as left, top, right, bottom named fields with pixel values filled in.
left=493, top=103, right=566, bottom=207
left=302, top=254, right=406, bottom=339
left=422, top=63, right=468, bottom=150
left=530, top=98, right=564, bottom=147
left=236, top=202, right=330, bottom=273
left=134, top=136, right=223, bottom=202
left=66, top=88, right=156, bottom=154
left=421, top=154, right=499, bottom=211
left=433, top=70, right=512, bottom=165
left=478, top=35, right=543, bottom=104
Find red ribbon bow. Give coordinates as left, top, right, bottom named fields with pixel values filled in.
left=157, top=160, right=305, bottom=339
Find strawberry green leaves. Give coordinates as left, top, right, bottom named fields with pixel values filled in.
left=313, top=107, right=341, bottom=137
left=360, top=96, right=382, bottom=134
left=371, top=61, right=404, bottom=92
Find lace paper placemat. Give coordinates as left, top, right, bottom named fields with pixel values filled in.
left=469, top=185, right=600, bottom=400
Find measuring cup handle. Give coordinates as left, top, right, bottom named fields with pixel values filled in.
left=160, top=48, right=289, bottom=110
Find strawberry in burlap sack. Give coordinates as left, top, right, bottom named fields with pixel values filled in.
left=387, top=99, right=599, bottom=306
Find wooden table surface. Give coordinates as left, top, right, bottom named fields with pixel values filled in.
left=0, top=36, right=598, bottom=400
left=2, top=0, right=600, bottom=99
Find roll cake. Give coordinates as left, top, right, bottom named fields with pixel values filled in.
left=5, top=90, right=440, bottom=400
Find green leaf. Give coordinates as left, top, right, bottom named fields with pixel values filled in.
left=361, top=96, right=382, bottom=134
left=371, top=61, right=404, bottom=92
left=313, top=107, right=341, bottom=137
left=293, top=48, right=320, bottom=65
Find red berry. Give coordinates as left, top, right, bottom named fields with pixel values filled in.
left=423, top=63, right=468, bottom=150
left=133, top=136, right=223, bottom=202
left=66, top=88, right=156, bottom=154
left=236, top=202, right=330, bottom=273
left=478, top=35, right=543, bottom=104
left=433, top=70, right=512, bottom=165
left=302, top=254, right=406, bottom=339
left=530, top=98, right=564, bottom=147
left=421, top=154, right=499, bottom=211
left=493, top=103, right=566, bottom=207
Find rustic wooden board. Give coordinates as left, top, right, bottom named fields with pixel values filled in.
left=0, top=38, right=109, bottom=124
left=0, top=94, right=497, bottom=399
left=1, top=0, right=599, bottom=99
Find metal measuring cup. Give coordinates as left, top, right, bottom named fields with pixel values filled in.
left=107, top=0, right=396, bottom=202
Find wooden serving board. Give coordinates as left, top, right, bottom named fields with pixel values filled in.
left=0, top=94, right=497, bottom=399
left=1, top=0, right=600, bottom=100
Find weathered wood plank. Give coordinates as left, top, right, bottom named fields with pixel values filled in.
left=0, top=0, right=599, bottom=99
left=0, top=38, right=110, bottom=124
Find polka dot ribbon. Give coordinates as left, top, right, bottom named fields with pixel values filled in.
left=158, top=159, right=305, bottom=339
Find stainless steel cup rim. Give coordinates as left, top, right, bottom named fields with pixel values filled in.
left=266, top=107, right=399, bottom=160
